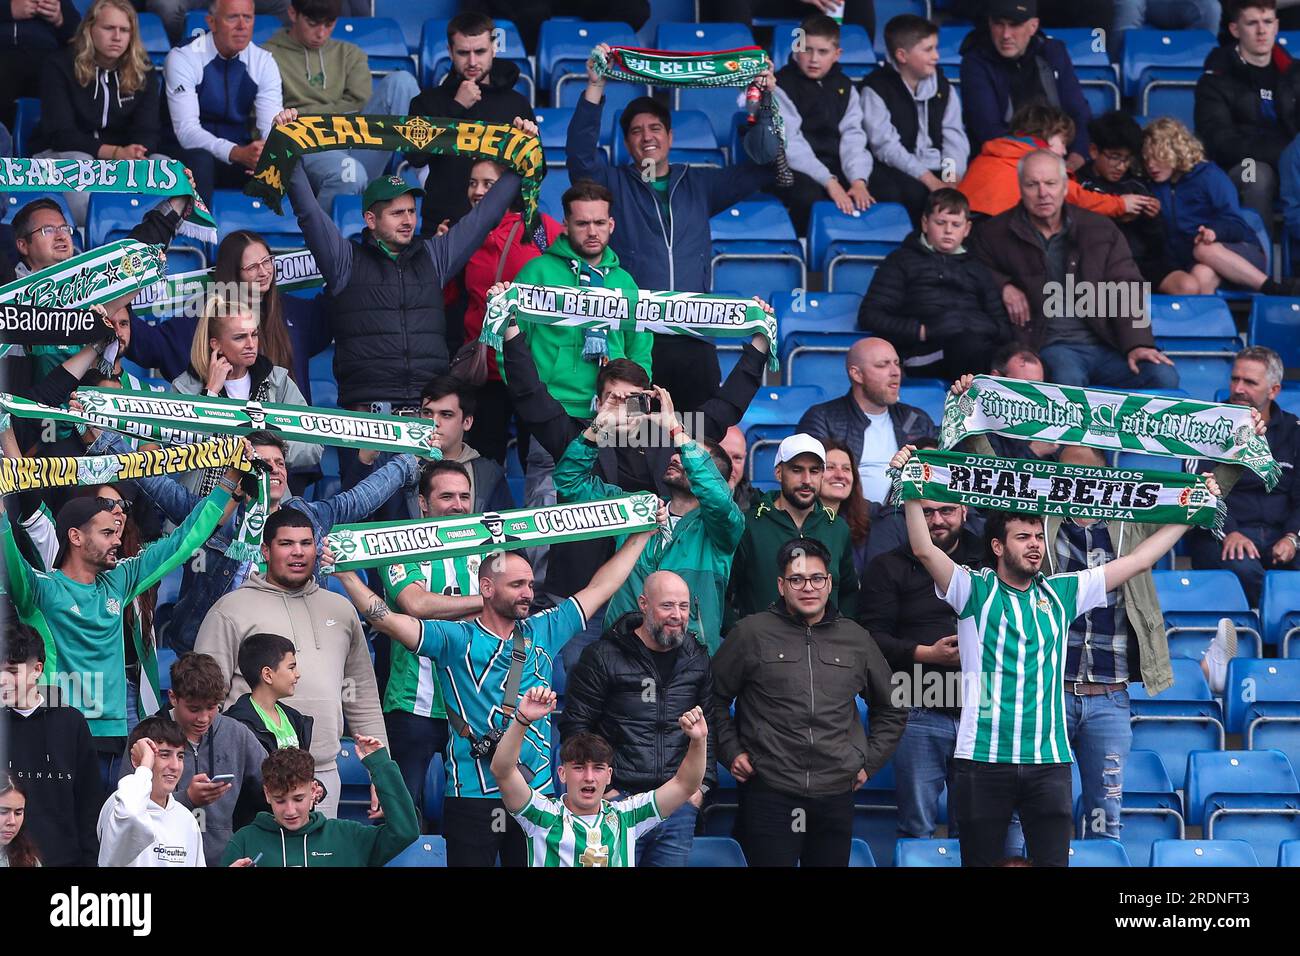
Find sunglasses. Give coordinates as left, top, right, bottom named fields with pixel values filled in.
left=95, top=497, right=132, bottom=514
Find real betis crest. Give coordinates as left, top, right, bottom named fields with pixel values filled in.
left=394, top=117, right=442, bottom=150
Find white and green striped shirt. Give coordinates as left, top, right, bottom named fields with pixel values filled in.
left=514, top=789, right=664, bottom=867
left=941, top=565, right=1108, bottom=764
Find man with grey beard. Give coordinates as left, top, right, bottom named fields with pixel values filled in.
left=558, top=571, right=717, bottom=867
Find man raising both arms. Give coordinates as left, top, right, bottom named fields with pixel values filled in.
left=491, top=686, right=708, bottom=868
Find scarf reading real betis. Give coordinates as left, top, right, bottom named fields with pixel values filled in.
left=594, top=45, right=770, bottom=86
left=246, top=115, right=546, bottom=227
left=0, top=387, right=444, bottom=459
left=0, top=303, right=110, bottom=346
left=0, top=435, right=253, bottom=495
left=131, top=249, right=324, bottom=315
left=482, top=283, right=780, bottom=370
left=890, top=448, right=1226, bottom=534
left=940, top=376, right=1280, bottom=490
left=0, top=157, right=217, bottom=243
left=325, top=494, right=660, bottom=571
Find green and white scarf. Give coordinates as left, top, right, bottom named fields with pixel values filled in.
left=593, top=45, right=769, bottom=87
left=325, top=494, right=659, bottom=571
left=226, top=469, right=272, bottom=563
left=0, top=435, right=253, bottom=494
left=0, top=388, right=444, bottom=459
left=482, top=283, right=779, bottom=370
left=131, top=248, right=324, bottom=316
left=246, top=115, right=546, bottom=228
left=0, top=157, right=217, bottom=243
left=890, top=448, right=1226, bottom=534
left=940, top=375, right=1280, bottom=490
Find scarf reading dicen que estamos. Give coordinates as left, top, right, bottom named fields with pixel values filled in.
left=246, top=115, right=546, bottom=228
left=482, top=283, right=780, bottom=370
left=940, top=375, right=1280, bottom=490
left=890, top=449, right=1227, bottom=536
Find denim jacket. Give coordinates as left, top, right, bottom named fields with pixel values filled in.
left=88, top=430, right=419, bottom=651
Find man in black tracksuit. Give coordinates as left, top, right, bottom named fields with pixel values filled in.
left=559, top=572, right=716, bottom=868
left=406, top=11, right=535, bottom=234
left=858, top=507, right=985, bottom=841
left=713, top=537, right=906, bottom=867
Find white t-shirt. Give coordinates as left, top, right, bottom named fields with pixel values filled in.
left=858, top=410, right=898, bottom=504
left=223, top=375, right=251, bottom=400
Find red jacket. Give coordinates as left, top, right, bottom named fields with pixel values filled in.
left=448, top=211, right=564, bottom=381
left=958, top=135, right=1128, bottom=219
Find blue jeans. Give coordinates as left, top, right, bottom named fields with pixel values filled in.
left=1113, top=0, right=1219, bottom=31
left=1040, top=343, right=1181, bottom=391
left=300, top=71, right=421, bottom=214
left=634, top=801, right=699, bottom=867
left=894, top=707, right=1025, bottom=853
left=1064, top=687, right=1132, bottom=840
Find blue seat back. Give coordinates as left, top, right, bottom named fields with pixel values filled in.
left=1120, top=28, right=1217, bottom=96
left=655, top=21, right=755, bottom=54
left=1262, top=571, right=1300, bottom=648
left=1150, top=839, right=1259, bottom=866
left=687, top=836, right=747, bottom=866
left=1248, top=296, right=1300, bottom=368
left=538, top=20, right=638, bottom=90
left=385, top=835, right=447, bottom=867
left=808, top=201, right=911, bottom=270
left=1068, top=839, right=1131, bottom=866
left=373, top=0, right=460, bottom=52
left=711, top=199, right=798, bottom=243
left=1185, top=749, right=1300, bottom=826
left=1224, top=659, right=1300, bottom=734
left=848, top=838, right=877, bottom=867
left=894, top=838, right=961, bottom=867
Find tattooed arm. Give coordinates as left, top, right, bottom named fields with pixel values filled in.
left=333, top=570, right=424, bottom=651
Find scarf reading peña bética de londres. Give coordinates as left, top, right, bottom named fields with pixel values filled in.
left=939, top=375, right=1280, bottom=490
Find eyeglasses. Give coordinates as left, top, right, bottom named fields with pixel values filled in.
left=23, top=224, right=74, bottom=240
left=921, top=505, right=960, bottom=519
left=784, top=573, right=829, bottom=590
left=240, top=254, right=275, bottom=274
left=1099, top=150, right=1134, bottom=167
left=95, top=497, right=131, bottom=514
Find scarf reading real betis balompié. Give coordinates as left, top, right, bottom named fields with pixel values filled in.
left=891, top=449, right=1226, bottom=534
left=941, top=375, right=1280, bottom=490
left=0, top=303, right=110, bottom=347
left=325, top=494, right=660, bottom=571
left=0, top=388, right=444, bottom=459
left=482, top=283, right=780, bottom=370
left=0, top=435, right=253, bottom=495
left=246, top=115, right=546, bottom=227
left=0, top=157, right=217, bottom=243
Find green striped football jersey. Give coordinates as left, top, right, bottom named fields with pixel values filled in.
left=514, top=789, right=664, bottom=867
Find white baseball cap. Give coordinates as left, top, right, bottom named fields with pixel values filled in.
left=775, top=433, right=826, bottom=466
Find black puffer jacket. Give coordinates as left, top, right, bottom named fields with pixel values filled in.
left=407, top=59, right=535, bottom=231
left=558, top=611, right=717, bottom=794
left=1194, top=43, right=1300, bottom=171
left=858, top=230, right=1012, bottom=358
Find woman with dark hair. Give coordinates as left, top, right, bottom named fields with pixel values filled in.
left=0, top=774, right=42, bottom=867
left=130, top=230, right=331, bottom=403
left=819, top=437, right=870, bottom=574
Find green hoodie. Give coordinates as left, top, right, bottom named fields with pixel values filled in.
left=553, top=434, right=745, bottom=653
left=264, top=28, right=371, bottom=115
left=219, top=748, right=417, bottom=867
left=726, top=492, right=860, bottom=630
left=505, top=234, right=655, bottom=418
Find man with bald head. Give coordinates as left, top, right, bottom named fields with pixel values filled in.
left=559, top=570, right=716, bottom=867
left=797, top=337, right=937, bottom=506
left=971, top=148, right=1179, bottom=391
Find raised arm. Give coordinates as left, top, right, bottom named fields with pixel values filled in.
left=490, top=686, right=554, bottom=813
left=572, top=528, right=655, bottom=616
left=894, top=445, right=956, bottom=593
left=393, top=578, right=483, bottom=621
left=332, top=568, right=424, bottom=650
left=652, top=706, right=709, bottom=818
left=1102, top=519, right=1192, bottom=593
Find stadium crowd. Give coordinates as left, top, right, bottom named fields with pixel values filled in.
left=1, top=0, right=1300, bottom=870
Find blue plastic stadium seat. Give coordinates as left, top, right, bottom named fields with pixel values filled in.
left=700, top=802, right=738, bottom=836
left=740, top=385, right=827, bottom=480
left=212, top=191, right=303, bottom=250
left=899, top=380, right=947, bottom=423
left=1187, top=749, right=1300, bottom=865
left=894, top=838, right=961, bottom=867
left=1248, top=296, right=1300, bottom=369
left=852, top=804, right=899, bottom=868
left=336, top=738, right=374, bottom=823
left=373, top=0, right=460, bottom=52
left=559, top=74, right=650, bottom=111
left=784, top=333, right=864, bottom=389
left=711, top=200, right=805, bottom=295
left=772, top=290, right=861, bottom=336
left=1068, top=839, right=1131, bottom=866
left=807, top=201, right=911, bottom=290
left=86, top=193, right=161, bottom=247
left=611, top=109, right=725, bottom=168
left=1113, top=451, right=1183, bottom=473
left=848, top=838, right=877, bottom=867
left=538, top=21, right=638, bottom=99
left=1121, top=28, right=1217, bottom=98
left=937, top=24, right=972, bottom=66
left=1115, top=750, right=1184, bottom=867
left=1280, top=839, right=1300, bottom=866
left=673, top=88, right=748, bottom=148
left=1046, top=28, right=1120, bottom=110
left=1225, top=658, right=1300, bottom=776
left=636, top=0, right=696, bottom=46
left=655, top=22, right=755, bottom=55
left=1150, top=839, right=1259, bottom=867
left=535, top=107, right=583, bottom=166
left=1262, top=572, right=1300, bottom=656
left=1130, top=661, right=1225, bottom=786
left=1151, top=570, right=1262, bottom=659
left=1151, top=294, right=1239, bottom=348
left=332, top=194, right=364, bottom=241
left=717, top=344, right=743, bottom=382
left=385, top=835, right=447, bottom=867
left=14, top=98, right=40, bottom=159
left=771, top=21, right=876, bottom=78
left=871, top=0, right=930, bottom=53
left=137, top=12, right=171, bottom=66
left=335, top=18, right=416, bottom=75
left=164, top=247, right=206, bottom=274
left=687, top=836, right=747, bottom=867
left=538, top=167, right=571, bottom=222
left=422, top=753, right=445, bottom=831
left=156, top=647, right=179, bottom=691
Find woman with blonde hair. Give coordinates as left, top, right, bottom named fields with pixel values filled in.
left=171, top=293, right=322, bottom=482
left=32, top=0, right=166, bottom=225
left=1144, top=117, right=1300, bottom=296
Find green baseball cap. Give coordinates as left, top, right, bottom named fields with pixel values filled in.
left=362, top=174, right=425, bottom=211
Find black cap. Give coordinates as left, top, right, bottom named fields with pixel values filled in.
left=989, top=0, right=1037, bottom=22
left=54, top=497, right=113, bottom=568
left=619, top=97, right=672, bottom=139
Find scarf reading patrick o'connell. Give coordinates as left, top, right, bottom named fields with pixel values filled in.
left=891, top=449, right=1226, bottom=534
left=482, top=283, right=780, bottom=370
left=246, top=115, right=545, bottom=227
left=0, top=157, right=217, bottom=243
left=941, top=375, right=1280, bottom=490
left=0, top=435, right=253, bottom=495
left=325, top=494, right=660, bottom=571
left=0, top=388, right=444, bottom=460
